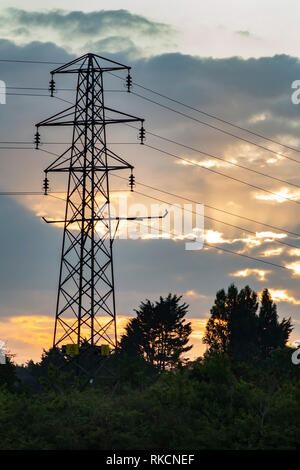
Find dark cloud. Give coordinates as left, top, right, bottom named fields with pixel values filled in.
left=85, top=36, right=138, bottom=57
left=136, top=52, right=300, bottom=100
left=0, top=196, right=59, bottom=291
left=3, top=8, right=174, bottom=40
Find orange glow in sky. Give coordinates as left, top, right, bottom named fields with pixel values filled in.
left=1, top=315, right=207, bottom=364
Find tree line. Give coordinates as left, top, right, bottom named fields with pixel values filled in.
left=0, top=284, right=298, bottom=450
left=120, top=285, right=292, bottom=368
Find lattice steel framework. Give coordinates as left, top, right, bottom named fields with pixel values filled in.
left=35, top=53, right=144, bottom=351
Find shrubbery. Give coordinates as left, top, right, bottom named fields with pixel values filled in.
left=0, top=348, right=300, bottom=450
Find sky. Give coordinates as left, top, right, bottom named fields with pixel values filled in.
left=1, top=1, right=300, bottom=363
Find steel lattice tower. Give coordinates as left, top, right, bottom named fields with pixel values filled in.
left=35, top=53, right=145, bottom=352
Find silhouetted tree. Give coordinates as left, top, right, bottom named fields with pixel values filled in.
left=120, top=294, right=192, bottom=370
left=203, top=284, right=293, bottom=360
left=258, top=288, right=293, bottom=358
left=202, top=287, right=230, bottom=354
left=203, top=284, right=258, bottom=361
left=229, top=285, right=259, bottom=360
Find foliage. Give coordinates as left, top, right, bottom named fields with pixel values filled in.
left=1, top=286, right=298, bottom=450
left=119, top=294, right=192, bottom=370
left=1, top=347, right=300, bottom=450
left=258, top=288, right=293, bottom=358
left=203, top=284, right=293, bottom=361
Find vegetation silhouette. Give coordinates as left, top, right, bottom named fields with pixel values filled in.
left=203, top=284, right=292, bottom=361
left=119, top=294, right=192, bottom=370
left=0, top=286, right=299, bottom=450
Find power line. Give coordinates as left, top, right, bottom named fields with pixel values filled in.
left=111, top=173, right=300, bottom=237
left=144, top=143, right=300, bottom=206
left=1, top=65, right=297, bottom=237
left=51, top=96, right=300, bottom=195
left=3, top=180, right=300, bottom=244
left=1, top=60, right=295, bottom=284
left=1, top=57, right=297, bottom=157
left=0, top=189, right=126, bottom=196
left=134, top=218, right=288, bottom=271
left=0, top=142, right=137, bottom=146
left=8, top=127, right=300, bottom=207
left=57, top=88, right=296, bottom=182
left=4, top=88, right=124, bottom=93
left=33, top=144, right=300, bottom=237
left=108, top=71, right=300, bottom=155
left=0, top=89, right=123, bottom=99
left=48, top=180, right=290, bottom=272
left=132, top=187, right=300, bottom=251
left=48, top=99, right=300, bottom=206
left=6, top=93, right=49, bottom=97
left=145, top=141, right=300, bottom=190
left=1, top=58, right=298, bottom=157
left=40, top=111, right=300, bottom=206
left=7, top=86, right=74, bottom=91
left=0, top=59, right=63, bottom=64
left=0, top=191, right=64, bottom=195
left=135, top=87, right=300, bottom=154
left=204, top=243, right=288, bottom=270
left=0, top=188, right=291, bottom=271
left=131, top=91, right=300, bottom=165
left=4, top=185, right=296, bottom=250
left=34, top=123, right=300, bottom=235
left=122, top=121, right=300, bottom=197
left=0, top=188, right=293, bottom=271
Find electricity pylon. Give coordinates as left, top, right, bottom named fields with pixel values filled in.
left=35, top=53, right=146, bottom=354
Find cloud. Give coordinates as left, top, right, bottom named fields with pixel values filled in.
left=286, top=262, right=300, bottom=276
left=202, top=231, right=287, bottom=250
left=84, top=36, right=138, bottom=57
left=255, top=232, right=287, bottom=239
left=267, top=288, right=300, bottom=305
left=8, top=8, right=171, bottom=37
left=176, top=157, right=232, bottom=169
left=248, top=112, right=270, bottom=123
left=0, top=8, right=177, bottom=57
left=230, top=268, right=271, bottom=281
left=255, top=188, right=300, bottom=203
left=184, top=290, right=208, bottom=300
left=260, top=247, right=283, bottom=257
left=203, top=230, right=230, bottom=244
